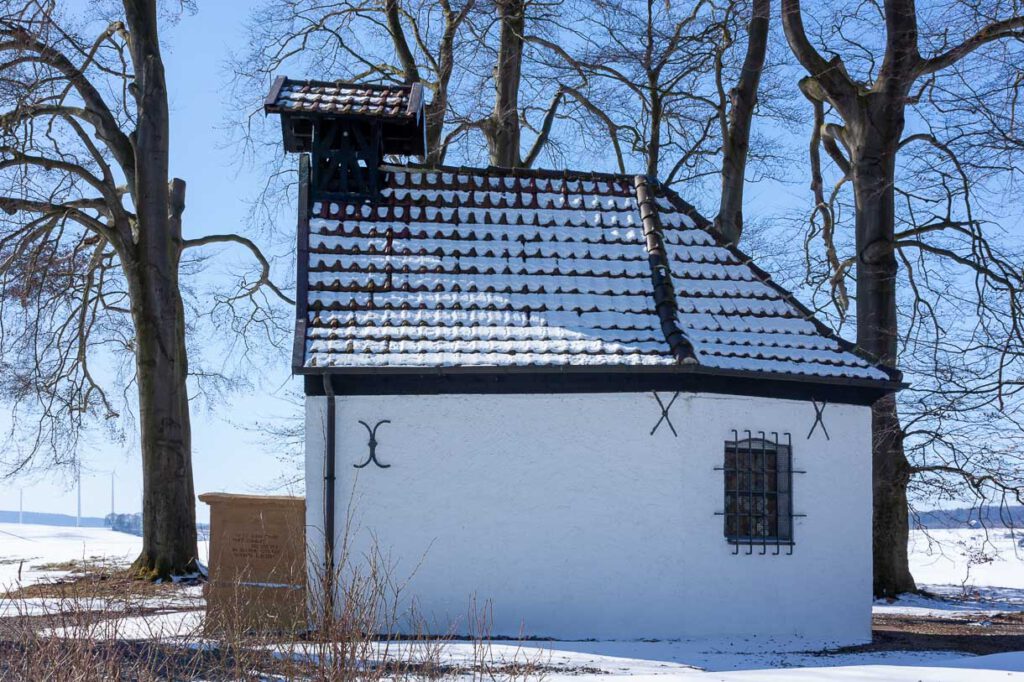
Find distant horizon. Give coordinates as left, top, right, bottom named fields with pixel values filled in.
left=3, top=504, right=1021, bottom=532
left=0, top=510, right=209, bottom=530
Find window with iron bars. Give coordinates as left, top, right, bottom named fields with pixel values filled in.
left=722, top=435, right=794, bottom=545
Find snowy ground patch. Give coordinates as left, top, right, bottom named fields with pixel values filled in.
left=873, top=527, right=1024, bottom=619
left=694, top=652, right=1024, bottom=680
left=2, top=522, right=1024, bottom=680
left=873, top=588, right=1024, bottom=618
left=907, top=527, right=1024, bottom=592
left=0, top=522, right=209, bottom=589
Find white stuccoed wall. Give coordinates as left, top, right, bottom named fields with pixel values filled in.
left=305, top=391, right=872, bottom=642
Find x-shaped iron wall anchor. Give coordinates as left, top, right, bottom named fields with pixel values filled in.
left=807, top=399, right=830, bottom=440
left=355, top=419, right=392, bottom=469
left=650, top=392, right=681, bottom=437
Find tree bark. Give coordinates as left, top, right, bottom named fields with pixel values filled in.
left=127, top=228, right=198, bottom=578
left=424, top=5, right=462, bottom=166
left=646, top=89, right=662, bottom=178
left=781, top=0, right=921, bottom=597
left=384, top=0, right=444, bottom=164
left=871, top=393, right=914, bottom=596
left=488, top=0, right=525, bottom=167
left=123, top=0, right=198, bottom=578
left=849, top=110, right=916, bottom=596
left=716, top=0, right=769, bottom=244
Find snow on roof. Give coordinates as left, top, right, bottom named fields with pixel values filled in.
left=298, top=165, right=897, bottom=384
left=264, top=77, right=422, bottom=120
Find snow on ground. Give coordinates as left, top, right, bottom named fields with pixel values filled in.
left=0, top=521, right=209, bottom=589
left=694, top=653, right=1024, bottom=680
left=487, top=639, right=966, bottom=673
left=360, top=640, right=1001, bottom=676
left=873, top=587, right=1024, bottom=618
left=1, top=592, right=203, bottom=618
left=2, top=522, right=1024, bottom=679
left=39, top=608, right=205, bottom=640
left=1, top=522, right=140, bottom=587
left=908, top=527, right=1024, bottom=591
left=874, top=527, right=1024, bottom=619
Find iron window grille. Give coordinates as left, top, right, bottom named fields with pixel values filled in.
left=715, top=431, right=804, bottom=555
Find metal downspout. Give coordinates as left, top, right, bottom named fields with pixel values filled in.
left=322, top=374, right=336, bottom=623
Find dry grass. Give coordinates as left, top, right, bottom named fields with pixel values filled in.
left=0, top=541, right=554, bottom=681
left=4, top=562, right=199, bottom=600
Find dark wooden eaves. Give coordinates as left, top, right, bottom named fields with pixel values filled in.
left=304, top=364, right=905, bottom=406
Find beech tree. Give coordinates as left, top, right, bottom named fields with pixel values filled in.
left=781, top=0, right=1024, bottom=596
left=0, top=0, right=289, bottom=578
left=484, top=0, right=527, bottom=166
left=235, top=0, right=465, bottom=166
left=233, top=0, right=566, bottom=171
left=465, top=0, right=567, bottom=167
left=528, top=0, right=783, bottom=241
left=714, top=0, right=769, bottom=243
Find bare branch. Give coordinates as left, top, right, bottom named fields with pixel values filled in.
left=182, top=233, right=295, bottom=305
left=920, top=16, right=1024, bottom=76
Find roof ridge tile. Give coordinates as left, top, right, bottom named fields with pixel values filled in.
left=633, top=175, right=698, bottom=366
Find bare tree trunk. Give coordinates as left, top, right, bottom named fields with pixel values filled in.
left=424, top=3, right=464, bottom=166
left=780, top=0, right=928, bottom=597
left=424, top=96, right=447, bottom=165
left=716, top=0, right=769, bottom=244
left=488, top=0, right=524, bottom=167
left=127, top=226, right=198, bottom=578
left=123, top=0, right=198, bottom=578
left=872, top=394, right=914, bottom=596
left=646, top=89, right=662, bottom=178
left=384, top=0, right=443, bottom=164
left=850, top=123, right=916, bottom=597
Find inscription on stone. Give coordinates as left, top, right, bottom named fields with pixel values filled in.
left=228, top=530, right=282, bottom=561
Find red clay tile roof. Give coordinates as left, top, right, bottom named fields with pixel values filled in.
left=265, top=77, right=423, bottom=120
left=295, top=164, right=897, bottom=383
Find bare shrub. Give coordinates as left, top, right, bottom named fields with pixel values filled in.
left=0, top=529, right=551, bottom=681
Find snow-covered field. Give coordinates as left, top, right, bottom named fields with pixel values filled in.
left=908, top=527, right=1024, bottom=591
left=1, top=522, right=1023, bottom=680
left=0, top=522, right=195, bottom=587
left=0, top=522, right=209, bottom=622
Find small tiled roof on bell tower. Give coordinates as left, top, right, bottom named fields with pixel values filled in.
left=264, top=76, right=425, bottom=158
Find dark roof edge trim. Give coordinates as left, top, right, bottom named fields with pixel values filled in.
left=295, top=361, right=906, bottom=391
left=657, top=185, right=903, bottom=385
left=264, top=75, right=287, bottom=112
left=304, top=369, right=901, bottom=406
left=405, top=82, right=424, bottom=118
left=634, top=175, right=697, bottom=365
left=291, top=154, right=312, bottom=372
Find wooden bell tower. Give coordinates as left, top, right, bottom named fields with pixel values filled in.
left=265, top=77, right=426, bottom=199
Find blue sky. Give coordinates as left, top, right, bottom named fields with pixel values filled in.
left=0, top=2, right=829, bottom=523
left=0, top=3, right=301, bottom=523
left=3, top=2, right=1012, bottom=523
